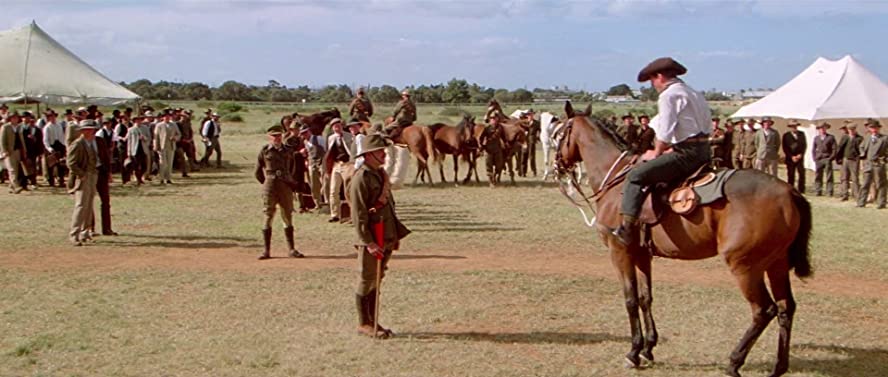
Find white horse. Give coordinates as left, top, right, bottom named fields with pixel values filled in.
left=541, top=111, right=563, bottom=180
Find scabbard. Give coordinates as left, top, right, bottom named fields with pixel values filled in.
left=372, top=221, right=385, bottom=259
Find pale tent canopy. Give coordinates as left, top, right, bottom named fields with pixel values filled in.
left=732, top=55, right=888, bottom=169
left=0, top=21, right=140, bottom=106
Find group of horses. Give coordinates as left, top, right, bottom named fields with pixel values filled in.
left=294, top=106, right=569, bottom=186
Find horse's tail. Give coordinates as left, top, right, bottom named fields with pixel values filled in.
left=788, top=189, right=813, bottom=279
left=423, top=127, right=440, bottom=163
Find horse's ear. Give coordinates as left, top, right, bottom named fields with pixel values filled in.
left=565, top=101, right=574, bottom=118
left=583, top=104, right=592, bottom=116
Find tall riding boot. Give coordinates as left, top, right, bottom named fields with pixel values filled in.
left=258, top=228, right=272, bottom=260
left=284, top=226, right=304, bottom=258
left=611, top=215, right=640, bottom=247
left=366, top=289, right=393, bottom=338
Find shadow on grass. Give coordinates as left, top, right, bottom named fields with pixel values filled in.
left=125, top=234, right=255, bottom=242
left=738, top=343, right=888, bottom=377
left=102, top=239, right=259, bottom=249
left=402, top=331, right=630, bottom=345
left=396, top=203, right=524, bottom=233
left=299, top=253, right=466, bottom=260
left=403, top=180, right=557, bottom=189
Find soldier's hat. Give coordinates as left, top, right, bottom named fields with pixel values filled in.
left=2, top=111, right=20, bottom=121
left=787, top=120, right=801, bottom=127
left=865, top=118, right=882, bottom=128
left=298, top=124, right=312, bottom=134
left=637, top=57, right=687, bottom=82
left=712, top=116, right=720, bottom=121
left=64, top=109, right=73, bottom=115
left=816, top=122, right=831, bottom=129
left=346, top=120, right=363, bottom=129
left=638, top=114, right=649, bottom=120
left=21, top=111, right=34, bottom=118
left=266, top=125, right=284, bottom=136
left=847, top=124, right=858, bottom=131
left=78, top=119, right=99, bottom=130
left=358, top=133, right=393, bottom=156
left=327, top=117, right=342, bottom=127
left=357, top=87, right=365, bottom=94
left=762, top=116, right=774, bottom=124
left=400, top=89, right=410, bottom=96
left=622, top=113, right=634, bottom=120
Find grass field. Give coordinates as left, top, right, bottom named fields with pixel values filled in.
left=1, top=102, right=886, bottom=377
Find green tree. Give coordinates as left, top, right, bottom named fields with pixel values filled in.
left=215, top=80, right=254, bottom=101
left=443, top=79, right=471, bottom=103
left=181, top=82, right=212, bottom=100
left=371, top=85, right=400, bottom=103
left=639, top=86, right=659, bottom=102
left=511, top=88, right=534, bottom=103
left=606, top=83, right=632, bottom=96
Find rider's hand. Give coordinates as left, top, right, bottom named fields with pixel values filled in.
left=641, top=150, right=659, bottom=162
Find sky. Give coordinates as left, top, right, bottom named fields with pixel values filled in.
left=3, top=0, right=888, bottom=92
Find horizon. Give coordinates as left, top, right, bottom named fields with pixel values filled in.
left=3, top=0, right=887, bottom=92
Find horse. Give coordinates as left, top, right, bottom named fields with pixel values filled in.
left=370, top=118, right=438, bottom=186
left=425, top=114, right=481, bottom=185
left=297, top=108, right=341, bottom=135
left=498, top=118, right=528, bottom=184
left=554, top=101, right=811, bottom=377
left=540, top=111, right=563, bottom=180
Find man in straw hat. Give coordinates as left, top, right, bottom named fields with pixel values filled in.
left=812, top=122, right=837, bottom=196
left=612, top=57, right=712, bottom=247
left=255, top=124, right=304, bottom=259
left=66, top=119, right=100, bottom=246
left=348, top=132, right=410, bottom=338
left=836, top=121, right=863, bottom=201
left=753, top=116, right=780, bottom=176
left=858, top=118, right=887, bottom=208
left=781, top=120, right=807, bottom=193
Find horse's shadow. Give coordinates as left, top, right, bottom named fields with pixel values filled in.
left=679, top=343, right=888, bottom=377
left=401, top=331, right=630, bottom=346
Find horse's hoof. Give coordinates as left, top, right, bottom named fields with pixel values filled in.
left=623, top=355, right=641, bottom=369
left=640, top=352, right=654, bottom=367
left=724, top=367, right=742, bottom=377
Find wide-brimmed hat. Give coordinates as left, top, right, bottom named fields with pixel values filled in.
left=266, top=125, right=284, bottom=136
left=637, top=114, right=649, bottom=120
left=78, top=119, right=99, bottom=130
left=711, top=116, right=720, bottom=121
left=346, top=121, right=363, bottom=129
left=400, top=89, right=410, bottom=96
left=866, top=118, right=882, bottom=128
left=357, top=87, right=365, bottom=94
left=787, top=120, right=801, bottom=127
left=762, top=116, right=774, bottom=124
left=359, top=133, right=392, bottom=156
left=2, top=111, right=20, bottom=121
left=327, top=118, right=342, bottom=127
left=816, top=122, right=831, bottom=129
left=637, top=57, right=687, bottom=82
left=298, top=124, right=311, bottom=134
left=622, top=113, right=634, bottom=120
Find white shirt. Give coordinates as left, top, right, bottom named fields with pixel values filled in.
left=650, top=80, right=711, bottom=144
left=43, top=121, right=65, bottom=151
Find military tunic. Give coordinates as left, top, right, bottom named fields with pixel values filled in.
left=348, top=165, right=410, bottom=295
left=255, top=143, right=296, bottom=228
left=349, top=97, right=374, bottom=122
left=480, top=123, right=505, bottom=182
left=858, top=133, right=888, bottom=208
left=391, top=98, right=416, bottom=127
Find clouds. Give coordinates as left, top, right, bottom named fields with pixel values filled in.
left=0, top=1, right=886, bottom=91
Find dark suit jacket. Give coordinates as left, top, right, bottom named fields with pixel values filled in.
left=781, top=130, right=807, bottom=163
left=96, top=136, right=113, bottom=172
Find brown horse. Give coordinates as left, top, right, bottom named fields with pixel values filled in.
left=499, top=118, right=528, bottom=184
left=368, top=119, right=438, bottom=185
left=425, top=114, right=481, bottom=185
left=554, top=102, right=811, bottom=377
left=297, top=108, right=341, bottom=135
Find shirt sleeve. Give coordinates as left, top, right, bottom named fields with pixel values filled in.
left=201, top=121, right=210, bottom=137
left=654, top=91, right=685, bottom=143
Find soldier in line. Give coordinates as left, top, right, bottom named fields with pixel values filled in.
left=781, top=120, right=807, bottom=193
left=732, top=120, right=748, bottom=169
left=709, top=117, right=728, bottom=168
left=255, top=125, right=304, bottom=260
left=348, top=133, right=410, bottom=339
left=858, top=119, right=887, bottom=208
left=754, top=117, right=780, bottom=176
left=67, top=120, right=99, bottom=246
left=282, top=116, right=312, bottom=212
left=304, top=123, right=327, bottom=209
left=520, top=109, right=540, bottom=177
left=812, top=122, right=837, bottom=196
left=740, top=119, right=757, bottom=169
left=349, top=87, right=374, bottom=122
left=480, top=114, right=505, bottom=187
left=616, top=113, right=639, bottom=153
left=636, top=114, right=656, bottom=153
left=386, top=89, right=416, bottom=140
left=174, top=110, right=195, bottom=178
left=836, top=123, right=863, bottom=201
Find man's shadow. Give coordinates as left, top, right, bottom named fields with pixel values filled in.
left=400, top=331, right=630, bottom=346
left=678, top=343, right=888, bottom=377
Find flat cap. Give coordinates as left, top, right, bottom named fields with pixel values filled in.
left=637, top=57, right=687, bottom=82
left=266, top=125, right=284, bottom=136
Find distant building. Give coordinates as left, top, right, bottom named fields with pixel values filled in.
left=740, top=90, right=774, bottom=100
left=604, top=95, right=640, bottom=104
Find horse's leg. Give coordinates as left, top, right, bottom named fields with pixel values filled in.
left=726, top=271, right=777, bottom=377
left=610, top=245, right=645, bottom=368
left=636, top=253, right=658, bottom=365
left=413, top=161, right=422, bottom=185
left=507, top=150, right=516, bottom=184
left=438, top=156, right=447, bottom=183
left=452, top=154, right=460, bottom=186
left=766, top=263, right=796, bottom=377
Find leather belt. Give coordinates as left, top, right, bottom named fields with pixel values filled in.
left=680, top=135, right=711, bottom=144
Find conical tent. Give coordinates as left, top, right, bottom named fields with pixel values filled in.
left=732, top=55, right=888, bottom=120
left=0, top=21, right=140, bottom=106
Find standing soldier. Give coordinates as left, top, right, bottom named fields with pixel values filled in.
left=521, top=109, right=540, bottom=177
left=812, top=122, right=837, bottom=196
left=753, top=117, right=780, bottom=176
left=348, top=133, right=410, bottom=339
left=255, top=125, right=304, bottom=260
left=0, top=112, right=27, bottom=193
left=349, top=87, right=374, bottom=122
left=385, top=89, right=416, bottom=140
left=782, top=120, right=807, bottom=193
left=67, top=120, right=99, bottom=246
left=617, top=113, right=639, bottom=153
left=636, top=114, right=656, bottom=153
left=480, top=114, right=505, bottom=187
left=709, top=117, right=727, bottom=168
left=325, top=118, right=357, bottom=222
left=741, top=119, right=757, bottom=169
left=836, top=123, right=863, bottom=201
left=732, top=121, right=747, bottom=169
left=282, top=117, right=312, bottom=212
left=858, top=119, right=887, bottom=208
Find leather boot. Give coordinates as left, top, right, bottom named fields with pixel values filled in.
left=284, top=226, right=304, bottom=258
left=611, top=215, right=640, bottom=247
left=258, top=228, right=272, bottom=260
left=356, top=293, right=377, bottom=337
left=366, top=289, right=393, bottom=338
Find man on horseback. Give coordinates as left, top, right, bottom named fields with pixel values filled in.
left=612, top=57, right=712, bottom=247
left=349, top=87, right=374, bottom=122
left=385, top=89, right=416, bottom=141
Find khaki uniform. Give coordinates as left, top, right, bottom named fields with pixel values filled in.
left=741, top=129, right=757, bottom=169
left=617, top=123, right=639, bottom=152
left=858, top=133, right=888, bottom=208
left=480, top=123, right=505, bottom=184
left=67, top=137, right=98, bottom=243
left=349, top=97, right=374, bottom=122
left=255, top=143, right=296, bottom=228
left=348, top=165, right=410, bottom=295
left=391, top=98, right=416, bottom=128
left=837, top=133, right=862, bottom=200
left=709, top=127, right=727, bottom=167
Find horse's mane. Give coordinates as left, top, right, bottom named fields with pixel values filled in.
left=427, top=123, right=448, bottom=133
left=580, top=115, right=629, bottom=152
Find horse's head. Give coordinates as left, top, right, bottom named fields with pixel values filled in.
left=458, top=114, right=478, bottom=149
left=555, top=101, right=628, bottom=180
left=554, top=101, right=590, bottom=178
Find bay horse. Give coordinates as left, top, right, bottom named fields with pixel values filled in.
left=369, top=118, right=438, bottom=185
left=425, top=114, right=481, bottom=185
left=554, top=101, right=811, bottom=377
left=498, top=118, right=528, bottom=184
left=297, top=108, right=341, bottom=135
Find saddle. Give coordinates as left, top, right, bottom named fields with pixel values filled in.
left=638, top=165, right=736, bottom=225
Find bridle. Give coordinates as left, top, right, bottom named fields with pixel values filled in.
left=554, top=117, right=633, bottom=227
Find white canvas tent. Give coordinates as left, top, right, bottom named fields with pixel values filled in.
left=0, top=21, right=139, bottom=106
left=732, top=55, right=888, bottom=169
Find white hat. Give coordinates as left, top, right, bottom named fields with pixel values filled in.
left=78, top=119, right=99, bottom=129
left=143, top=111, right=154, bottom=117
left=211, top=112, right=219, bottom=117
left=76, top=106, right=88, bottom=113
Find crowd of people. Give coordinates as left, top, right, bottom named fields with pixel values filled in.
left=0, top=104, right=226, bottom=244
